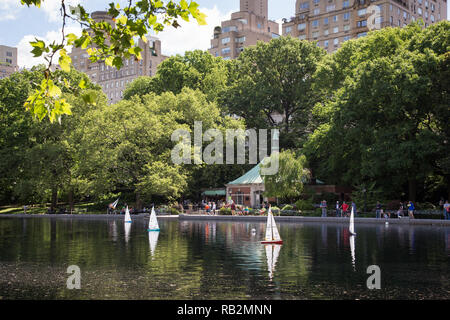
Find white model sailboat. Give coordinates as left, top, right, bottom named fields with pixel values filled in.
left=349, top=207, right=356, bottom=235
left=261, top=207, right=283, bottom=244
left=148, top=230, right=159, bottom=256
left=147, top=207, right=160, bottom=232
left=124, top=206, right=132, bottom=223
left=265, top=244, right=281, bottom=280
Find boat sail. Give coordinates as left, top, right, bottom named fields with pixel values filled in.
left=147, top=207, right=160, bottom=232
left=148, top=230, right=159, bottom=256
left=265, top=244, right=281, bottom=280
left=349, top=207, right=356, bottom=235
left=261, top=207, right=283, bottom=244
left=124, top=206, right=132, bottom=223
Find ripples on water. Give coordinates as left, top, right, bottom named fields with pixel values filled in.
left=0, top=217, right=448, bottom=300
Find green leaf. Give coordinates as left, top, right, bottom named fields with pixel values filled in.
left=59, top=49, right=72, bottom=72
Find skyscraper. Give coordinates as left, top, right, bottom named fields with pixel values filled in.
left=209, top=0, right=280, bottom=60
left=282, top=0, right=447, bottom=53
left=69, top=11, right=168, bottom=104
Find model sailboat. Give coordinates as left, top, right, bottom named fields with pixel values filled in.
left=124, top=206, right=132, bottom=223
left=349, top=207, right=356, bottom=235
left=261, top=207, right=283, bottom=244
left=124, top=222, right=131, bottom=243
left=147, top=207, right=160, bottom=232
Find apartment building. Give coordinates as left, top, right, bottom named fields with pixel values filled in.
left=0, top=45, right=18, bottom=79
left=282, top=0, right=447, bottom=53
left=70, top=11, right=168, bottom=104
left=209, top=0, right=280, bottom=60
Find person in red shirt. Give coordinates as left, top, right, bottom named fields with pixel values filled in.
left=341, top=201, right=349, bottom=217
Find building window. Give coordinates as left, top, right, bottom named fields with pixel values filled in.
left=235, top=36, right=246, bottom=43
left=343, top=0, right=350, bottom=8
left=298, top=34, right=307, bottom=40
left=298, top=23, right=306, bottom=31
left=418, top=7, right=422, bottom=15
left=344, top=12, right=350, bottom=20
left=285, top=26, right=292, bottom=33
left=314, top=0, right=320, bottom=4
left=222, top=26, right=237, bottom=33
left=344, top=24, right=350, bottom=31
left=257, top=23, right=262, bottom=29
left=333, top=26, right=339, bottom=33
left=314, top=8, right=320, bottom=15
left=357, top=20, right=367, bottom=27
left=222, top=47, right=231, bottom=55
left=333, top=15, right=339, bottom=22
left=6, top=52, right=13, bottom=57
left=357, top=32, right=367, bottom=38
left=5, top=58, right=12, bottom=64
left=358, top=8, right=366, bottom=16
left=300, top=2, right=309, bottom=10
left=343, top=36, right=351, bottom=41
left=312, top=20, right=319, bottom=28
left=324, top=40, right=329, bottom=48
left=326, top=4, right=336, bottom=12
left=323, top=17, right=329, bottom=25
left=324, top=29, right=329, bottom=36
left=334, top=38, right=339, bottom=46
left=222, top=37, right=230, bottom=44
left=238, top=19, right=248, bottom=24
left=312, top=31, right=320, bottom=39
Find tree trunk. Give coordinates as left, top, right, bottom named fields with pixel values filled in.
left=408, top=178, right=417, bottom=202
left=50, top=186, right=58, bottom=212
left=136, top=191, right=142, bottom=210
left=68, top=189, right=74, bottom=214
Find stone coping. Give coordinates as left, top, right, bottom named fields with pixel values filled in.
left=0, top=213, right=449, bottom=226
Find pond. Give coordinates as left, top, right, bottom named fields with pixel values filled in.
left=0, top=217, right=448, bottom=299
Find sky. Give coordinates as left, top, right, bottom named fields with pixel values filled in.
left=0, top=0, right=449, bottom=69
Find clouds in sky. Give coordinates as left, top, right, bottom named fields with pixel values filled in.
left=156, top=6, right=232, bottom=57
left=0, top=0, right=23, bottom=21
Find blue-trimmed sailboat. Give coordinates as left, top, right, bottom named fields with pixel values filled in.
left=147, top=207, right=160, bottom=232
left=124, top=206, right=132, bottom=223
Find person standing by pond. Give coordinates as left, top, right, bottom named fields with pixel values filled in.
left=407, top=201, right=415, bottom=219
left=320, top=200, right=327, bottom=217
left=375, top=201, right=382, bottom=219
left=230, top=201, right=236, bottom=216
left=342, top=201, right=349, bottom=217
left=444, top=201, right=450, bottom=220
left=336, top=201, right=341, bottom=217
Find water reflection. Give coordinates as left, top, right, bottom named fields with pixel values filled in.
left=148, top=231, right=159, bottom=257
left=0, top=218, right=448, bottom=300
left=265, top=244, right=282, bottom=281
left=349, top=235, right=356, bottom=271
left=124, top=222, right=131, bottom=244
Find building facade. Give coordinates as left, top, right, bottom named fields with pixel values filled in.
left=209, top=0, right=280, bottom=60
left=282, top=0, right=447, bottom=53
left=70, top=11, right=167, bottom=104
left=0, top=45, right=18, bottom=79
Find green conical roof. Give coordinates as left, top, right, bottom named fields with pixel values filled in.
left=228, top=163, right=263, bottom=185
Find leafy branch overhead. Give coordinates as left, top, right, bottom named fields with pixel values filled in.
left=20, top=0, right=207, bottom=122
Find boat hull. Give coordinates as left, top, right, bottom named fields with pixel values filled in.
left=148, top=229, right=160, bottom=232
left=261, top=240, right=283, bottom=245
left=125, top=221, right=132, bottom=223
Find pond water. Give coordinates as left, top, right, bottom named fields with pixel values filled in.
left=0, top=217, right=448, bottom=300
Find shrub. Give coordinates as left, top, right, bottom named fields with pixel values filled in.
left=271, top=206, right=280, bottom=215
left=219, top=207, right=232, bottom=215
left=170, top=207, right=180, bottom=215
left=281, top=204, right=293, bottom=211
left=295, top=198, right=314, bottom=211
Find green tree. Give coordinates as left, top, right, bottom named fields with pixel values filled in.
left=261, top=150, right=310, bottom=202
left=306, top=22, right=450, bottom=201
left=19, top=0, right=206, bottom=121
left=124, top=50, right=230, bottom=103
left=222, top=36, right=326, bottom=148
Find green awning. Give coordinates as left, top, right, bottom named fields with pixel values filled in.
left=227, top=163, right=263, bottom=185
left=202, top=189, right=226, bottom=196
